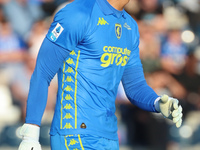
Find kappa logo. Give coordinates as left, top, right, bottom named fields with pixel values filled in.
left=115, top=23, right=122, bottom=39
left=65, top=85, right=73, bottom=92
left=63, top=113, right=73, bottom=119
left=70, top=50, right=76, bottom=56
left=63, top=123, right=73, bottom=129
left=65, top=67, right=74, bottom=73
left=66, top=58, right=75, bottom=65
left=65, top=76, right=74, bottom=82
left=64, top=104, right=73, bottom=109
left=68, top=139, right=78, bottom=146
left=97, top=17, right=109, bottom=25
left=65, top=94, right=73, bottom=100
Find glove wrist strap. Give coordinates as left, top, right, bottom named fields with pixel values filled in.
left=154, top=97, right=161, bottom=112
left=20, top=123, right=40, bottom=141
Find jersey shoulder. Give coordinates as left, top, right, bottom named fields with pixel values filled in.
left=54, top=0, right=96, bottom=25
left=46, top=0, right=97, bottom=49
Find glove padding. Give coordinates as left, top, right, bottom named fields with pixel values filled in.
left=18, top=140, right=41, bottom=150
left=18, top=124, right=42, bottom=150
left=155, top=95, right=183, bottom=128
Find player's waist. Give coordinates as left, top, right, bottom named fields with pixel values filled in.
left=50, top=128, right=119, bottom=140
left=51, top=104, right=118, bottom=140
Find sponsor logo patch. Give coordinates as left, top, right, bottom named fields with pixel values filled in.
left=49, top=23, right=64, bottom=42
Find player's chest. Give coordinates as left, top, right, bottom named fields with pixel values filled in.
left=75, top=15, right=134, bottom=68
left=90, top=16, right=132, bottom=47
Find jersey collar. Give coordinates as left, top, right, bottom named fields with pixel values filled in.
left=96, top=0, right=126, bottom=19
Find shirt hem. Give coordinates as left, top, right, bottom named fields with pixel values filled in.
left=49, top=128, right=119, bottom=140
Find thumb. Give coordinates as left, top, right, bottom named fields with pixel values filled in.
left=173, top=99, right=179, bottom=110
left=160, top=95, right=168, bottom=104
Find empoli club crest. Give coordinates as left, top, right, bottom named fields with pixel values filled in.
left=115, top=23, right=122, bottom=39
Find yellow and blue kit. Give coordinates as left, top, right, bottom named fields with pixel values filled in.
left=25, top=0, right=159, bottom=146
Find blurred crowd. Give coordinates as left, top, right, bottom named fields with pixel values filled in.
left=0, top=0, right=200, bottom=149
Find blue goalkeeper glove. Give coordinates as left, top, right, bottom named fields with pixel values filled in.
left=155, top=95, right=183, bottom=128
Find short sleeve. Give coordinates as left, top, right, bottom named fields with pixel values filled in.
left=46, top=5, right=88, bottom=50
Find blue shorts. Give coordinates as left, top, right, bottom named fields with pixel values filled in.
left=50, top=134, right=119, bottom=150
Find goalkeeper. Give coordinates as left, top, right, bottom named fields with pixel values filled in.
left=18, top=0, right=183, bottom=149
